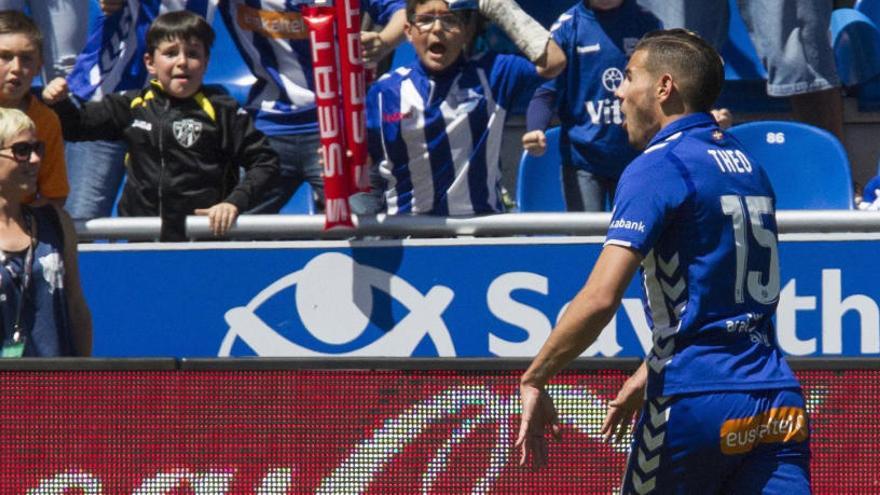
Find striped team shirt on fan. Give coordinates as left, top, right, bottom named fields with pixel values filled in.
left=219, top=0, right=403, bottom=137
left=604, top=113, right=800, bottom=399
left=68, top=0, right=217, bottom=102
left=366, top=53, right=544, bottom=215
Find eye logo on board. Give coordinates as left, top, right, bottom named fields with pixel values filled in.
left=220, top=252, right=457, bottom=357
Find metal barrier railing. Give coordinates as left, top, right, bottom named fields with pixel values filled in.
left=0, top=357, right=876, bottom=371
left=73, top=210, right=880, bottom=241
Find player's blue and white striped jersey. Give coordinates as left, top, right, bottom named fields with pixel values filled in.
left=68, top=0, right=217, bottom=102
left=219, top=0, right=403, bottom=136
left=605, top=113, right=800, bottom=398
left=548, top=0, right=659, bottom=178
left=366, top=53, right=543, bottom=215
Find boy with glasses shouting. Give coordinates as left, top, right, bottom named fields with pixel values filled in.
left=362, top=0, right=565, bottom=216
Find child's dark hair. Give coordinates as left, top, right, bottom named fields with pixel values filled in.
left=405, top=0, right=475, bottom=23
left=404, top=0, right=482, bottom=43
left=146, top=11, right=214, bottom=57
left=0, top=10, right=43, bottom=58
left=405, top=0, right=430, bottom=17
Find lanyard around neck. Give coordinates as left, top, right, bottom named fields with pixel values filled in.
left=9, top=209, right=35, bottom=343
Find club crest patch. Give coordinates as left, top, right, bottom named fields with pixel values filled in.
left=173, top=119, right=202, bottom=148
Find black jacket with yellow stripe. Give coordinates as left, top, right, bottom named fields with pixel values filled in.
left=52, top=81, right=279, bottom=240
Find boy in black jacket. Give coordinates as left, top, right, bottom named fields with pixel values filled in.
left=42, top=11, right=279, bottom=241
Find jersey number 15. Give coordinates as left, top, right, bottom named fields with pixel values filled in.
left=720, top=195, right=780, bottom=305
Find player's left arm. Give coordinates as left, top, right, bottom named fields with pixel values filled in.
left=516, top=244, right=641, bottom=468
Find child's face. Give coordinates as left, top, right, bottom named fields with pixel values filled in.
left=406, top=0, right=473, bottom=74
left=0, top=33, right=41, bottom=107
left=145, top=37, right=208, bottom=99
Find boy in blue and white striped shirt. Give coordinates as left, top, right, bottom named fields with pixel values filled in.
left=364, top=0, right=565, bottom=215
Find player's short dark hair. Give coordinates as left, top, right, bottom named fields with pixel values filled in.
left=634, top=28, right=724, bottom=113
left=0, top=10, right=43, bottom=58
left=146, top=10, right=215, bottom=58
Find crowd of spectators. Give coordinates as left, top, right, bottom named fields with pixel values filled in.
left=1, top=0, right=874, bottom=231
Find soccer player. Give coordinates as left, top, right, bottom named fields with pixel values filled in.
left=516, top=29, right=810, bottom=493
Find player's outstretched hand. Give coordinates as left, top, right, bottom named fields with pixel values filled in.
left=195, top=202, right=239, bottom=237
left=41, top=78, right=69, bottom=105
left=600, top=367, right=647, bottom=443
left=522, top=130, right=547, bottom=157
left=361, top=31, right=393, bottom=66
left=516, top=384, right=561, bottom=470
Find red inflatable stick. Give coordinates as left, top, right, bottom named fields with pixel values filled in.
left=335, top=0, right=369, bottom=193
left=303, top=6, right=353, bottom=229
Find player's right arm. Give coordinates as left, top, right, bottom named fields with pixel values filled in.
left=517, top=244, right=642, bottom=469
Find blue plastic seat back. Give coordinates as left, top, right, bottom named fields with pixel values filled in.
left=831, top=8, right=880, bottom=87
left=204, top=14, right=255, bottom=105
left=516, top=127, right=565, bottom=212
left=279, top=183, right=316, bottom=214
left=727, top=121, right=853, bottom=210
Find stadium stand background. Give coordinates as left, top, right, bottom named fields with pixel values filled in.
left=77, top=0, right=878, bottom=208
left=488, top=0, right=880, bottom=203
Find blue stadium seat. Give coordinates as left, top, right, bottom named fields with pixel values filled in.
left=831, top=8, right=880, bottom=87
left=727, top=121, right=854, bottom=210
left=850, top=2, right=880, bottom=109
left=204, top=15, right=254, bottom=105
left=516, top=127, right=565, bottom=212
left=279, top=183, right=316, bottom=214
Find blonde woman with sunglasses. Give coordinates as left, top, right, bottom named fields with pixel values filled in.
left=0, top=107, right=91, bottom=357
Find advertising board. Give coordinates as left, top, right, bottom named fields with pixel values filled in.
left=81, top=237, right=880, bottom=357
left=5, top=367, right=876, bottom=493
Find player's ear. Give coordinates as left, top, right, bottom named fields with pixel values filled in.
left=656, top=73, right=674, bottom=102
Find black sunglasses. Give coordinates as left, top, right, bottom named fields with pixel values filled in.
left=1, top=141, right=45, bottom=161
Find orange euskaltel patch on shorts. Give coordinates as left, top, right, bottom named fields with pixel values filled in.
left=719, top=406, right=808, bottom=455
